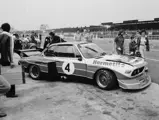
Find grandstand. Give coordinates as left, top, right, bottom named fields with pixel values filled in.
left=101, top=18, right=159, bottom=32
left=16, top=17, right=159, bottom=40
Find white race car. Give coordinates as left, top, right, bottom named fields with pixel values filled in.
left=19, top=42, right=151, bottom=90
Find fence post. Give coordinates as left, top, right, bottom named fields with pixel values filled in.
left=21, top=65, right=26, bottom=84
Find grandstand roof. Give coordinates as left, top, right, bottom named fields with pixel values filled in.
left=101, top=18, right=159, bottom=30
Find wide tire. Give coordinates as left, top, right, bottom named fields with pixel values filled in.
left=29, top=65, right=41, bottom=79
left=95, top=70, right=117, bottom=90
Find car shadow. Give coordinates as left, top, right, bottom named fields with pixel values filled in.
left=27, top=73, right=148, bottom=93
left=34, top=73, right=120, bottom=90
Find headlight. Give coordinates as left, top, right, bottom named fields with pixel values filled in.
left=125, top=70, right=132, bottom=74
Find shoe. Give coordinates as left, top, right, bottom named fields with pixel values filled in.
left=6, top=84, right=18, bottom=98
left=0, top=112, right=7, bottom=118
left=6, top=94, right=18, bottom=98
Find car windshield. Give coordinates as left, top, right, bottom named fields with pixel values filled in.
left=78, top=43, right=106, bottom=58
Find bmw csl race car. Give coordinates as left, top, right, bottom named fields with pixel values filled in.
left=19, top=42, right=151, bottom=90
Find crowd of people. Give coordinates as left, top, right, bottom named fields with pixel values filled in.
left=114, top=29, right=150, bottom=59
left=74, top=29, right=94, bottom=42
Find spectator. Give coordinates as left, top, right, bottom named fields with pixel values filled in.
left=113, top=30, right=126, bottom=55
left=59, top=31, right=65, bottom=40
left=0, top=23, right=14, bottom=66
left=23, top=35, right=30, bottom=42
left=30, top=32, right=37, bottom=44
left=13, top=34, right=22, bottom=50
left=74, top=30, right=82, bottom=42
left=39, top=34, right=42, bottom=41
left=129, top=35, right=137, bottom=56
left=34, top=35, right=40, bottom=43
left=82, top=29, right=93, bottom=43
left=0, top=75, right=11, bottom=117
left=44, top=36, right=50, bottom=49
left=137, top=30, right=150, bottom=58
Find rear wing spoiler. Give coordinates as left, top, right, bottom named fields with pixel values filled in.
left=14, top=48, right=44, bottom=57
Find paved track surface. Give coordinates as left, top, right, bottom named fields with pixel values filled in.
left=1, top=38, right=159, bottom=120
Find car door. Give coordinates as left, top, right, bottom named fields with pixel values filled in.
left=44, top=44, right=87, bottom=77
left=55, top=44, right=87, bottom=78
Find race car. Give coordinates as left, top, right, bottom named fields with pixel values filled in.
left=19, top=42, right=151, bottom=90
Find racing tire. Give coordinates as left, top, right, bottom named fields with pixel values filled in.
left=29, top=65, right=41, bottom=79
left=95, top=70, right=117, bottom=90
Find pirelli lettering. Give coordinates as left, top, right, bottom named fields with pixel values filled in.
left=93, top=60, right=125, bottom=67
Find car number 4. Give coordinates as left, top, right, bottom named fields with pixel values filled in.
left=62, top=62, right=75, bottom=75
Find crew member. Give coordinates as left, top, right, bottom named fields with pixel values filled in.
left=113, top=30, right=126, bottom=55
left=49, top=32, right=66, bottom=45
left=137, top=30, right=150, bottom=58
left=0, top=23, right=14, bottom=66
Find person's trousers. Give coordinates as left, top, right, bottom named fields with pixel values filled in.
left=139, top=45, right=145, bottom=58
left=116, top=48, right=123, bottom=55
left=0, top=75, right=10, bottom=95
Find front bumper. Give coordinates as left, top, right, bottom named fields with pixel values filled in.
left=118, top=72, right=151, bottom=90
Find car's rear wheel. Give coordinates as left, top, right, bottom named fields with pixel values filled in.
left=29, top=65, right=41, bottom=79
left=95, top=70, right=117, bottom=90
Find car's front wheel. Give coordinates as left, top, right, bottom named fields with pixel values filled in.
left=29, top=65, right=41, bottom=79
left=95, top=70, right=117, bottom=90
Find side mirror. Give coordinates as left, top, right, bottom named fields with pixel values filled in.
left=77, top=56, right=82, bottom=61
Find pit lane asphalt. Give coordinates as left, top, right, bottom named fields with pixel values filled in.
left=2, top=68, right=159, bottom=120
left=1, top=38, right=159, bottom=120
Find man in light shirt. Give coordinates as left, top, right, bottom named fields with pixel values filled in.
left=74, top=30, right=82, bottom=42
left=59, top=31, right=65, bottom=40
left=82, top=29, right=93, bottom=43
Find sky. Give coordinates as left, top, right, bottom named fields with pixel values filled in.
left=0, top=0, right=158, bottom=30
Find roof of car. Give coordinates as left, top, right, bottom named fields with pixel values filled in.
left=53, top=41, right=90, bottom=45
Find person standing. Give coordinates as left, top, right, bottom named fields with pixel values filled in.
left=46, top=32, right=66, bottom=47
left=74, top=30, right=82, bottom=42
left=82, top=29, right=93, bottom=43
left=43, top=36, right=50, bottom=49
left=0, top=23, right=14, bottom=66
left=13, top=34, right=22, bottom=51
left=129, top=35, right=138, bottom=56
left=137, top=30, right=150, bottom=58
left=59, top=31, right=65, bottom=40
left=113, top=30, right=126, bottom=55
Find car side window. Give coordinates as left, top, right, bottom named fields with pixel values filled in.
left=44, top=45, right=57, bottom=57
left=54, top=45, right=75, bottom=58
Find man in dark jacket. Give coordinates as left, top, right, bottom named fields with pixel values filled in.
left=45, top=32, right=66, bottom=47
left=0, top=23, right=14, bottom=66
left=0, top=23, right=12, bottom=118
left=49, top=32, right=66, bottom=44
left=13, top=34, right=22, bottom=51
left=44, top=37, right=50, bottom=49
left=114, top=30, right=126, bottom=55
left=129, top=35, right=137, bottom=56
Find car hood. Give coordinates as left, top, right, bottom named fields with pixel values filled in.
left=96, top=54, right=144, bottom=66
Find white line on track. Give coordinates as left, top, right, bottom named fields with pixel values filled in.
left=146, top=57, right=159, bottom=62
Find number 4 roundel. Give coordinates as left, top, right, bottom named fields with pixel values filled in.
left=62, top=61, right=75, bottom=75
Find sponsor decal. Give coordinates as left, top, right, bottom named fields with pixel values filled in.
left=93, top=60, right=125, bottom=67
